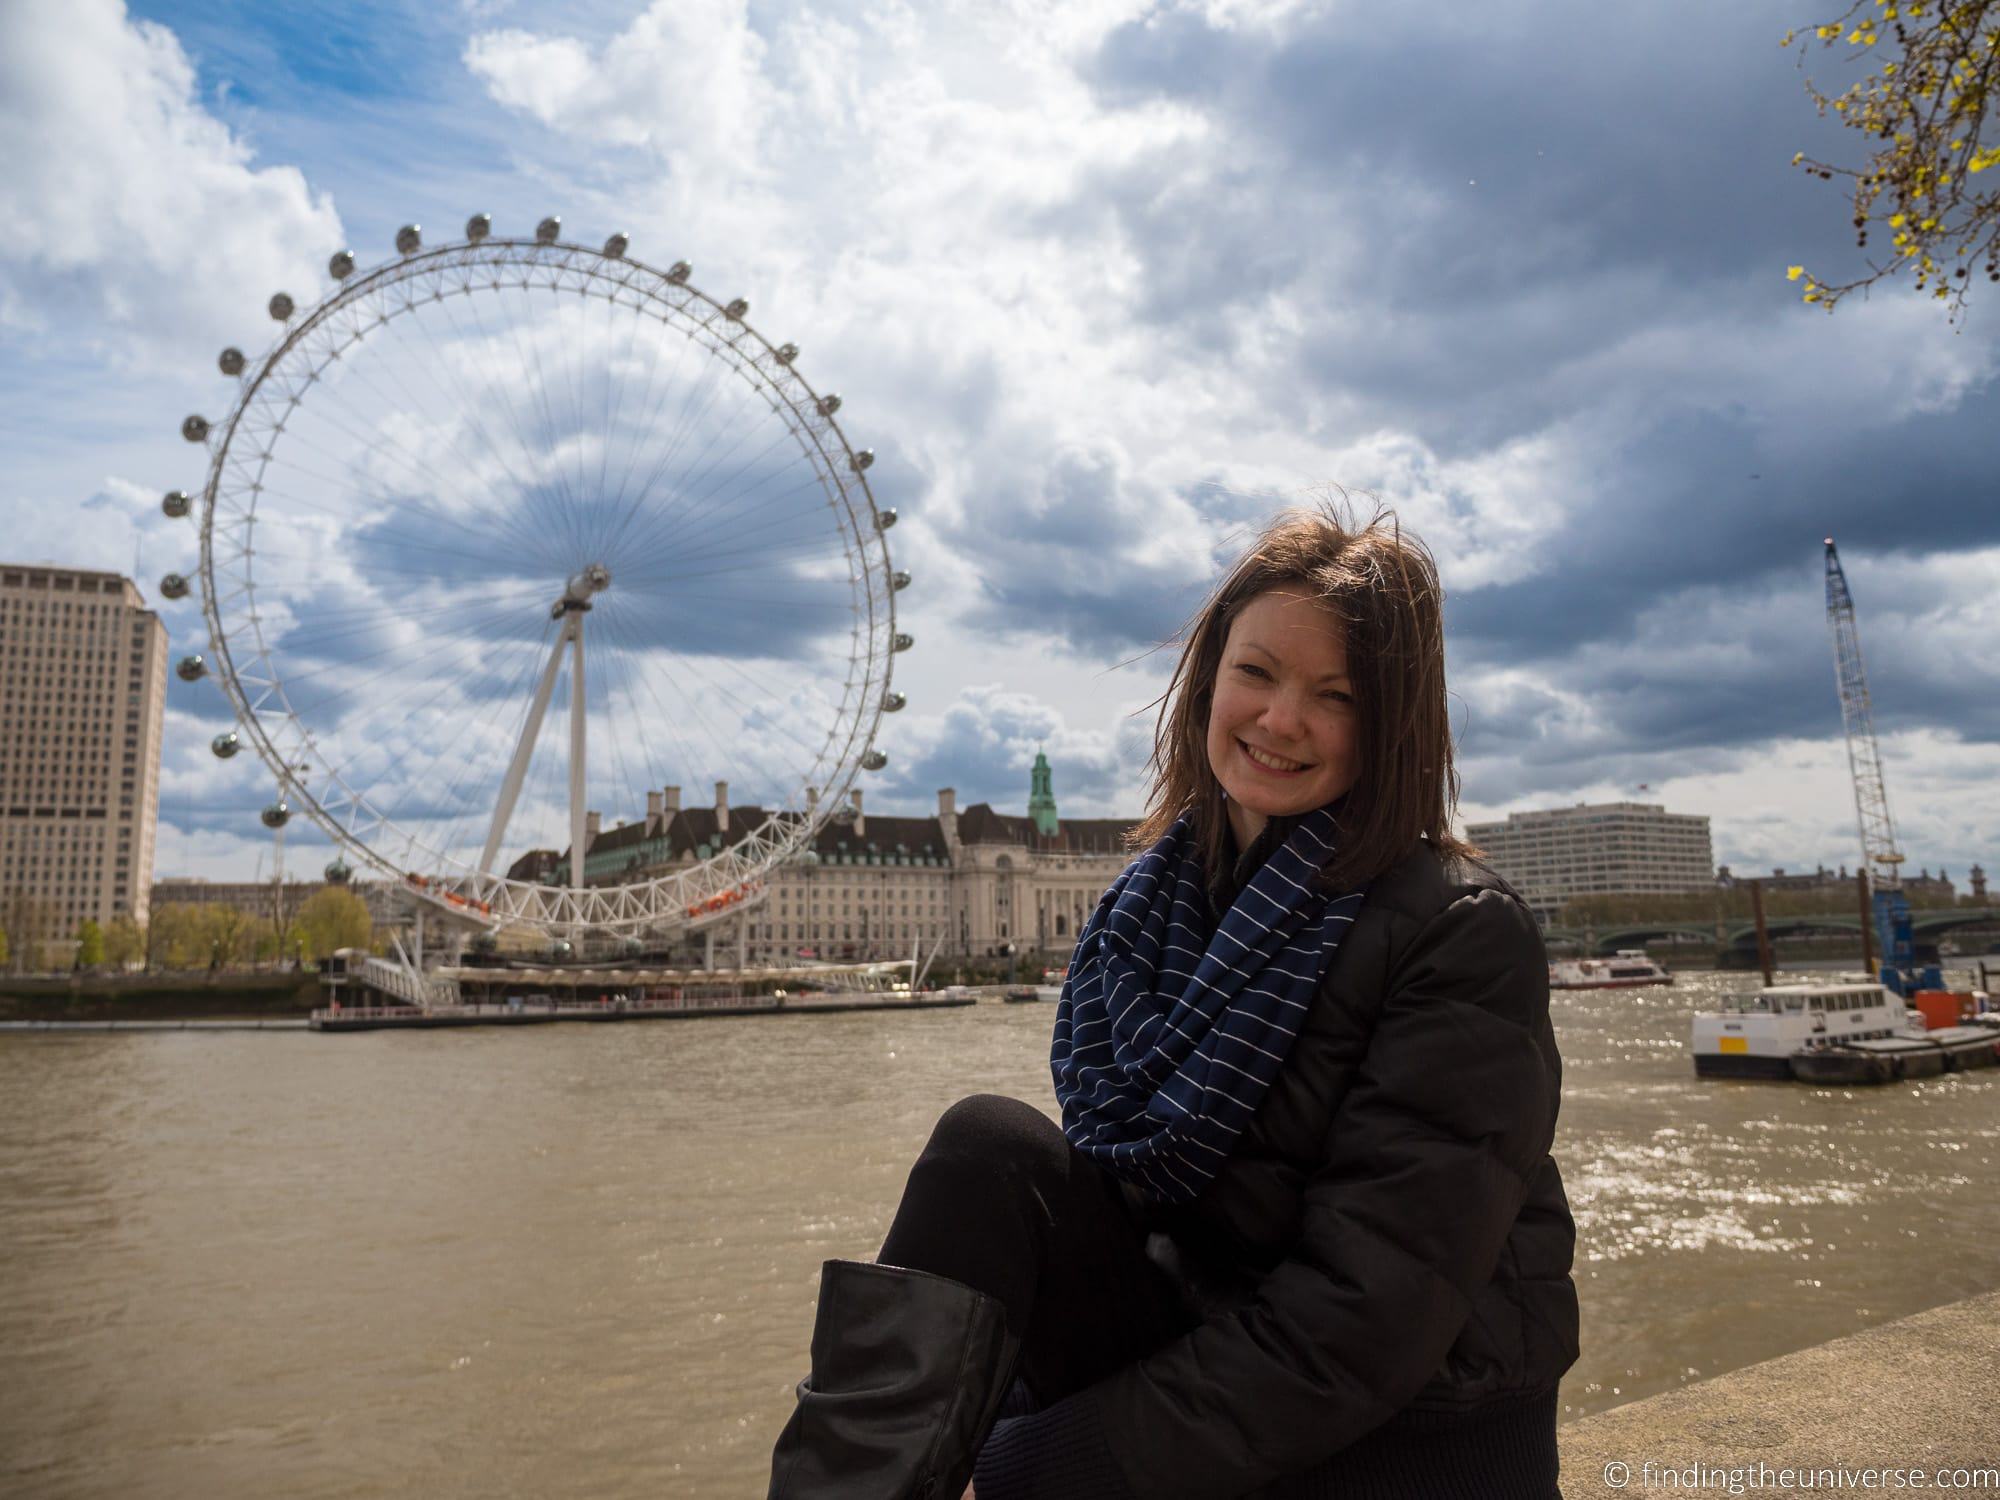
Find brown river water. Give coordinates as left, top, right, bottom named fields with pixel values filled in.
left=3, top=968, right=1997, bottom=1497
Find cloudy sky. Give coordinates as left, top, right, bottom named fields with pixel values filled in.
left=2, top=0, right=1994, bottom=887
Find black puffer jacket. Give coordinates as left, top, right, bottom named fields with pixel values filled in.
left=1083, top=827, right=1580, bottom=1497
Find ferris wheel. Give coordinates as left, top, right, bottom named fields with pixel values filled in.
left=156, top=214, right=911, bottom=939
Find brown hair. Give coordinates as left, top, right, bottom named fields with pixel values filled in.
left=1129, top=499, right=1474, bottom=894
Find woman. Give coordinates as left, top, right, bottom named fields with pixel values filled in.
left=768, top=506, right=1578, bottom=1499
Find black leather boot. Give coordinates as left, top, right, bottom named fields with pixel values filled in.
left=768, top=1259, right=1022, bottom=1499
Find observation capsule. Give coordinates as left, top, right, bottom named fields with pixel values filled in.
left=181, top=415, right=209, bottom=442
left=324, top=858, right=351, bottom=884
left=328, top=249, right=356, bottom=279
left=211, top=731, right=240, bottom=759
left=890, top=568, right=911, bottom=591
left=159, top=572, right=189, bottom=600
left=175, top=654, right=206, bottom=682
left=875, top=507, right=897, bottom=530
left=602, top=232, right=629, bottom=259
left=261, top=801, right=291, bottom=829
left=465, top=213, right=492, bottom=242
left=850, top=449, right=875, bottom=473
left=666, top=260, right=692, bottom=284
left=724, top=297, right=749, bottom=320
left=550, top=938, right=574, bottom=959
left=218, top=347, right=245, bottom=377
left=161, top=489, right=192, bottom=519
left=774, top=342, right=799, bottom=365
left=883, top=691, right=907, bottom=713
left=816, top=393, right=842, bottom=416
left=395, top=224, right=422, bottom=255
left=268, top=292, right=294, bottom=321
left=535, top=216, right=561, bottom=244
left=891, top=632, right=914, bottom=652
left=861, top=750, right=888, bottom=772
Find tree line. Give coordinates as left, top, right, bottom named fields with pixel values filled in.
left=1559, top=882, right=1982, bottom=927
left=0, top=888, right=373, bottom=974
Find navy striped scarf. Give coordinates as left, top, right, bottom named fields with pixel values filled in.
left=1050, top=805, right=1365, bottom=1204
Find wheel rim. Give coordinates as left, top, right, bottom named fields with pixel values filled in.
left=183, top=231, right=901, bottom=937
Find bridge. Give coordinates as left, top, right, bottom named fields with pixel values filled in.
left=1544, top=908, right=2000, bottom=960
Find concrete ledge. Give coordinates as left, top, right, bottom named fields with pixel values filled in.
left=1561, top=1289, right=2000, bottom=1497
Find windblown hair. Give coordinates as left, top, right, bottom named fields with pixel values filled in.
left=1129, top=499, right=1473, bottom=894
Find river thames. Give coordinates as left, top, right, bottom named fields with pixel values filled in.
left=3, top=970, right=1997, bottom=1497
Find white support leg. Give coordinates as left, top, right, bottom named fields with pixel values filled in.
left=570, top=614, right=588, bottom=893
left=481, top=623, right=573, bottom=876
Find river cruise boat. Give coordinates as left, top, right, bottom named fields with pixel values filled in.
left=1549, top=951, right=1672, bottom=990
left=1690, top=981, right=1924, bottom=1080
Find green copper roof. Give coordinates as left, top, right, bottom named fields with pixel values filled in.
left=1028, top=746, right=1058, bottom=837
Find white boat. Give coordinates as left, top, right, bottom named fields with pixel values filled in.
left=1689, top=981, right=1923, bottom=1080
left=1549, top=950, right=1672, bottom=990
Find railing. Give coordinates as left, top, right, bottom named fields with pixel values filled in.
left=315, top=995, right=787, bottom=1023
left=353, top=955, right=459, bottom=1009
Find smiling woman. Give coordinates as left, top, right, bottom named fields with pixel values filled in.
left=160, top=218, right=907, bottom=939
left=767, top=504, right=1578, bottom=1500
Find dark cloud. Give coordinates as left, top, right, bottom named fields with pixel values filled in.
left=1074, top=0, right=2000, bottom=814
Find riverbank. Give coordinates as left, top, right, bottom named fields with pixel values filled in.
left=1559, top=1288, right=2000, bottom=1495
left=0, top=971, right=322, bottom=1022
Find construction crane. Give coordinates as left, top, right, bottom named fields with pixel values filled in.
left=1823, top=538, right=1939, bottom=995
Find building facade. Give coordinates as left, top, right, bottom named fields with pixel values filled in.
left=0, top=565, right=168, bottom=947
left=1465, top=801, right=1715, bottom=924
left=1715, top=862, right=1959, bottom=903
left=512, top=751, right=1141, bottom=967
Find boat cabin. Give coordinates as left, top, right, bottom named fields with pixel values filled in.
left=1721, top=984, right=1887, bottom=1015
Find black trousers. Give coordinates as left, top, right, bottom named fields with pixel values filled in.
left=874, top=1094, right=1564, bottom=1500
left=876, top=1092, right=1195, bottom=1406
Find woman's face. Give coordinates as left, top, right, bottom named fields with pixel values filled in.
left=1205, top=589, right=1362, bottom=847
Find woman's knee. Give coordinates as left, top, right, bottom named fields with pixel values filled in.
left=916, top=1094, right=1066, bottom=1184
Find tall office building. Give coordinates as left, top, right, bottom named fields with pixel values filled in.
left=0, top=565, right=169, bottom=947
left=1464, top=801, right=1715, bottom=924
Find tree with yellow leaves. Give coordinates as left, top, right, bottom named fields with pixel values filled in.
left=1785, top=0, right=2000, bottom=318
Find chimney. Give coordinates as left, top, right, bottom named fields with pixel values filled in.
left=938, top=787, right=959, bottom=850
left=850, top=788, right=865, bottom=837
left=585, top=810, right=601, bottom=847
left=715, top=779, right=729, bottom=834
left=646, top=790, right=663, bottom=837
left=663, top=784, right=680, bottom=813
left=806, top=785, right=819, bottom=817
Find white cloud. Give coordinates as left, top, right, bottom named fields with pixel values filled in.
left=465, top=0, right=769, bottom=164
left=0, top=0, right=342, bottom=358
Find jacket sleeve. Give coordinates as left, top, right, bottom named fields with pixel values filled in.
left=1083, top=885, right=1560, bottom=1498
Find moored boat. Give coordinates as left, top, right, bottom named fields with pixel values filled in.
left=1690, top=981, right=1917, bottom=1080
left=1788, top=1026, right=2000, bottom=1085
left=1691, top=980, right=2000, bottom=1083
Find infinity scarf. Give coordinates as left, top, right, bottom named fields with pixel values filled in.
left=1050, top=804, right=1365, bottom=1204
